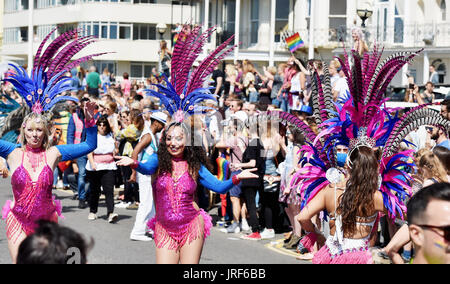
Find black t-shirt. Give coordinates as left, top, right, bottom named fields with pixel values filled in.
left=241, top=138, right=265, bottom=187
left=211, top=69, right=225, bottom=94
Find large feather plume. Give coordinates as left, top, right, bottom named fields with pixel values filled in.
left=145, top=25, right=236, bottom=120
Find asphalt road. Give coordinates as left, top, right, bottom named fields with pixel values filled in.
left=0, top=177, right=308, bottom=264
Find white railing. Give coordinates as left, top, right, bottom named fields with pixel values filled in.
left=289, top=23, right=450, bottom=49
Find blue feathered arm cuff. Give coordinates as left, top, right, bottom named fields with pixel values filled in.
left=56, top=126, right=97, bottom=161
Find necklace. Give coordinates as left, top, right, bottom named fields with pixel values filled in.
left=168, top=159, right=188, bottom=212
left=25, top=144, right=45, bottom=173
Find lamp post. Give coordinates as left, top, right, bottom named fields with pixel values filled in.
left=357, top=8, right=373, bottom=28
left=157, top=23, right=167, bottom=40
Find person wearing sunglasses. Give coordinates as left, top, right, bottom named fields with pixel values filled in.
left=407, top=182, right=450, bottom=264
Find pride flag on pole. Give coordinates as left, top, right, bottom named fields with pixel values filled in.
left=285, top=32, right=305, bottom=52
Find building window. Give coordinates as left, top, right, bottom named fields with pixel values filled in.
left=329, top=0, right=346, bottom=42
left=78, top=22, right=132, bottom=40
left=250, top=0, right=259, bottom=44
left=19, top=27, right=28, bottom=42
left=441, top=0, right=447, bottom=21
left=275, top=0, right=290, bottom=42
left=101, top=22, right=109, bottom=39
left=5, top=0, right=29, bottom=12
left=35, top=25, right=57, bottom=42
left=130, top=62, right=155, bottom=79
left=394, top=4, right=404, bottom=43
left=94, top=61, right=117, bottom=77
left=3, top=28, right=20, bottom=44
left=133, top=24, right=157, bottom=40
left=223, top=0, right=235, bottom=44
left=110, top=23, right=118, bottom=39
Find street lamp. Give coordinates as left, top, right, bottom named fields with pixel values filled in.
left=357, top=9, right=373, bottom=28
left=157, top=23, right=167, bottom=40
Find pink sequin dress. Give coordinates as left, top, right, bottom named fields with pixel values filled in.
left=135, top=154, right=239, bottom=251
left=1, top=151, right=63, bottom=243
left=147, top=159, right=212, bottom=251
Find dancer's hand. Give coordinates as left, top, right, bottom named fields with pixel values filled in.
left=84, top=101, right=97, bottom=122
left=237, top=168, right=259, bottom=180
left=115, top=156, right=134, bottom=167
left=0, top=167, right=9, bottom=178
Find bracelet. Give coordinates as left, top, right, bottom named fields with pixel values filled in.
left=232, top=175, right=240, bottom=185
left=130, top=159, right=139, bottom=170
left=85, top=118, right=97, bottom=128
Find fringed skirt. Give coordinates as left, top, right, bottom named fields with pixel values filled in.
left=147, top=209, right=212, bottom=251
left=2, top=198, right=62, bottom=244
left=312, top=245, right=373, bottom=264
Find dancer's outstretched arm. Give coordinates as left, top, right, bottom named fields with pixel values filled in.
left=0, top=140, right=19, bottom=159
left=198, top=166, right=258, bottom=194
left=116, top=153, right=159, bottom=175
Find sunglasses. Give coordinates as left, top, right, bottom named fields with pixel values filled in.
left=416, top=224, right=450, bottom=242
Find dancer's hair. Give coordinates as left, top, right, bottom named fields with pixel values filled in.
left=337, top=146, right=380, bottom=235
left=156, top=119, right=211, bottom=181
left=18, top=112, right=52, bottom=150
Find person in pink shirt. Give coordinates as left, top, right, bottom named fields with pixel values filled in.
left=121, top=72, right=132, bottom=97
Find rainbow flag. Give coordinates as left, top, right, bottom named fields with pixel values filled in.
left=216, top=156, right=230, bottom=181
left=285, top=32, right=305, bottom=52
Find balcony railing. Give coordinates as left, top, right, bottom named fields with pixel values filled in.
left=286, top=22, right=450, bottom=50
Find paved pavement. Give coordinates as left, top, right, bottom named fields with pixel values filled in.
left=0, top=177, right=308, bottom=264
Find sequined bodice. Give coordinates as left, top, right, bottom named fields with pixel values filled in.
left=10, top=152, right=55, bottom=227
left=153, top=159, right=199, bottom=230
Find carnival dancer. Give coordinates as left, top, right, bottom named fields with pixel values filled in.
left=0, top=28, right=106, bottom=262
left=116, top=25, right=258, bottom=264
left=293, top=46, right=450, bottom=264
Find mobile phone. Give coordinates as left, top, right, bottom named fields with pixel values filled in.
left=409, top=83, right=415, bottom=89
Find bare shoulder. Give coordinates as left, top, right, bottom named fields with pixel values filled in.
left=46, top=146, right=61, bottom=161
left=373, top=191, right=385, bottom=212
left=7, top=147, right=24, bottom=160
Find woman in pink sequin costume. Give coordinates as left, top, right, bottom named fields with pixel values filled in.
left=0, top=28, right=106, bottom=263
left=0, top=103, right=98, bottom=263
left=116, top=120, right=258, bottom=264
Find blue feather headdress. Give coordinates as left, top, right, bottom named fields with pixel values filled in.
left=4, top=28, right=108, bottom=114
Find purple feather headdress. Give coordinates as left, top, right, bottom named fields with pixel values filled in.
left=4, top=28, right=108, bottom=114
left=312, top=47, right=428, bottom=221
left=145, top=25, right=235, bottom=123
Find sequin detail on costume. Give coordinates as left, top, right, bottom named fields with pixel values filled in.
left=147, top=159, right=212, bottom=251
left=2, top=150, right=62, bottom=244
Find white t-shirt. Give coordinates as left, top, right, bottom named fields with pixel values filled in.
left=330, top=74, right=340, bottom=89
left=86, top=133, right=117, bottom=171
left=290, top=73, right=302, bottom=93
left=334, top=77, right=349, bottom=101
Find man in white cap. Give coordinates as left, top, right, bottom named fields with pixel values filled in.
left=129, top=111, right=167, bottom=241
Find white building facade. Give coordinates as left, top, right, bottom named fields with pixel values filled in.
left=2, top=0, right=450, bottom=86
